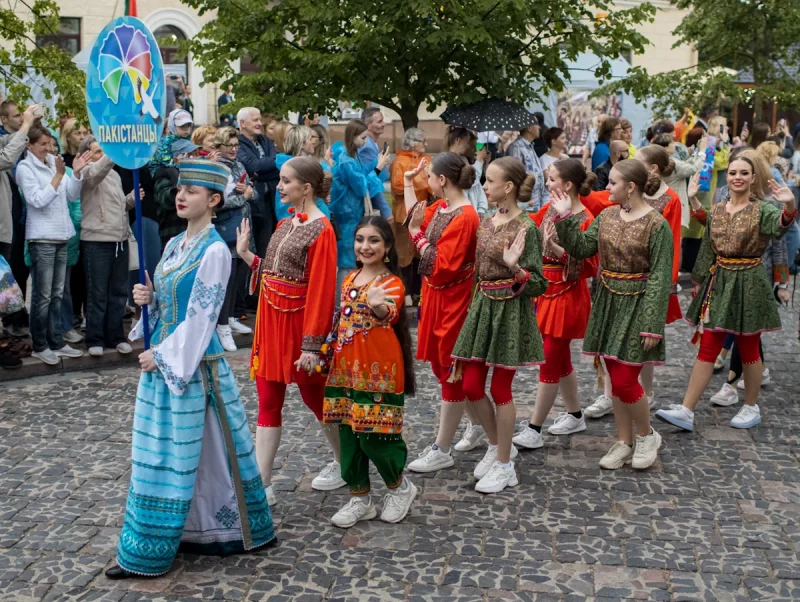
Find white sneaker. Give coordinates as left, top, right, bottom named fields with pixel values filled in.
left=632, top=428, right=662, bottom=470
left=80, top=317, right=86, bottom=330
left=655, top=404, right=695, bottom=432
left=32, top=349, right=59, bottom=366
left=229, top=318, right=253, bottom=335
left=710, top=382, right=739, bottom=406
left=88, top=346, right=104, bottom=357
left=407, top=445, right=455, bottom=473
left=331, top=496, right=377, bottom=528
left=62, top=329, right=83, bottom=344
left=116, top=342, right=132, bottom=355
left=730, top=404, right=761, bottom=429
left=599, top=441, right=634, bottom=470
left=216, top=325, right=237, bottom=352
left=474, top=444, right=518, bottom=479
left=584, top=394, right=613, bottom=418
left=454, top=423, right=486, bottom=452
left=547, top=412, right=587, bottom=436
left=265, top=485, right=276, bottom=506
left=512, top=423, right=543, bottom=449
left=475, top=461, right=518, bottom=493
left=647, top=394, right=656, bottom=410
left=380, top=479, right=418, bottom=523
left=54, top=344, right=83, bottom=358
left=738, top=368, right=772, bottom=390
left=311, top=461, right=346, bottom=491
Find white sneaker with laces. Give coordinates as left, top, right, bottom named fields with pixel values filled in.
left=739, top=368, right=772, bottom=390
left=474, top=444, right=518, bottom=479
left=547, top=412, right=586, bottom=435
left=512, top=423, right=543, bottom=449
left=407, top=445, right=455, bottom=473
left=229, top=318, right=253, bottom=335
left=116, top=342, right=132, bottom=355
left=655, top=404, right=695, bottom=432
left=63, top=329, right=83, bottom=344
left=475, top=461, right=518, bottom=493
left=380, top=479, right=418, bottom=523
left=311, top=461, right=346, bottom=491
left=55, top=344, right=83, bottom=358
left=454, top=423, right=486, bottom=452
left=584, top=394, right=613, bottom=418
left=216, top=325, right=237, bottom=352
left=632, top=428, right=662, bottom=470
left=331, top=496, right=377, bottom=528
left=730, top=404, right=761, bottom=429
left=32, top=349, right=59, bottom=366
left=711, top=382, right=739, bottom=406
left=88, top=346, right=104, bottom=357
left=265, top=485, right=276, bottom=506
left=599, top=441, right=634, bottom=470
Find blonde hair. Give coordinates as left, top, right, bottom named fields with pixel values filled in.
left=60, top=119, right=81, bottom=155
left=213, top=126, right=238, bottom=148
left=756, top=141, right=780, bottom=167
left=284, top=125, right=313, bottom=156
left=191, top=124, right=218, bottom=147
left=273, top=121, right=293, bottom=154
left=731, top=148, right=772, bottom=199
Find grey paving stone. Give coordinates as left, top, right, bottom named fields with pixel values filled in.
left=592, top=565, right=668, bottom=600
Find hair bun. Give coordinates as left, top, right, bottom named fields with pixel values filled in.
left=457, top=163, right=476, bottom=189
left=644, top=174, right=661, bottom=197
left=517, top=173, right=535, bottom=203
left=579, top=172, right=597, bottom=197
left=663, top=158, right=676, bottom=178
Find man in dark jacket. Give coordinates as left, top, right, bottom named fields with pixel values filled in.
left=237, top=107, right=279, bottom=255
left=593, top=140, right=629, bottom=191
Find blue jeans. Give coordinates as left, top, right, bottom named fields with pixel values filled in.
left=128, top=217, right=162, bottom=303
left=61, top=265, right=74, bottom=333
left=83, top=240, right=129, bottom=348
left=29, top=242, right=67, bottom=352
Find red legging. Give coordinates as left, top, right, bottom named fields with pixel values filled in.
left=539, top=335, right=573, bottom=383
left=462, top=362, right=516, bottom=406
left=697, top=331, right=761, bottom=365
left=256, top=374, right=325, bottom=427
left=604, top=359, right=644, bottom=405
left=430, top=359, right=465, bottom=402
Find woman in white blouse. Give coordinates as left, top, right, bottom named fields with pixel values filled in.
left=16, top=125, right=89, bottom=365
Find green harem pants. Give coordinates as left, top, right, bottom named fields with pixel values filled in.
left=339, top=426, right=407, bottom=495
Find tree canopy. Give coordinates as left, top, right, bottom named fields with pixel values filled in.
left=601, top=0, right=800, bottom=119
left=184, top=0, right=655, bottom=128
left=0, top=0, right=87, bottom=123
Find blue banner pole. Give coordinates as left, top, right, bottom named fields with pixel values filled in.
left=133, top=167, right=150, bottom=349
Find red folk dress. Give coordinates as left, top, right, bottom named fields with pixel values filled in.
left=580, top=190, right=614, bottom=218
left=645, top=183, right=682, bottom=323
left=416, top=200, right=480, bottom=370
left=249, top=217, right=337, bottom=383
left=531, top=204, right=599, bottom=339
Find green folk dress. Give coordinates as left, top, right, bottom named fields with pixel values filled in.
left=687, top=200, right=788, bottom=335
left=555, top=205, right=673, bottom=365
left=451, top=213, right=547, bottom=368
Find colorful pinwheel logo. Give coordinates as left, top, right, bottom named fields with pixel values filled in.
left=97, top=24, right=153, bottom=105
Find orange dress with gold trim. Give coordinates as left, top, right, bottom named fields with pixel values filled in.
left=645, top=185, right=682, bottom=323
left=249, top=217, right=337, bottom=383
left=531, top=203, right=598, bottom=339
left=416, top=200, right=480, bottom=369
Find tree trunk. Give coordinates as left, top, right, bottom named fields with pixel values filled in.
left=397, top=105, right=420, bottom=131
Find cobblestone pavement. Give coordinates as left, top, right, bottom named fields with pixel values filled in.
left=1, top=299, right=799, bottom=602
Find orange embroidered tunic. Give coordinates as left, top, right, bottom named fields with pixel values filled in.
left=580, top=189, right=614, bottom=217
left=531, top=203, right=598, bottom=339
left=416, top=200, right=480, bottom=368
left=323, top=271, right=406, bottom=435
left=249, top=217, right=337, bottom=383
left=645, top=184, right=682, bottom=323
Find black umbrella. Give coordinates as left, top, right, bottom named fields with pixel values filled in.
left=441, top=99, right=534, bottom=132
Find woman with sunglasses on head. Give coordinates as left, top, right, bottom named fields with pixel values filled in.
left=657, top=150, right=797, bottom=432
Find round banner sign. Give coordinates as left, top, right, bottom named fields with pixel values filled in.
left=85, top=17, right=166, bottom=170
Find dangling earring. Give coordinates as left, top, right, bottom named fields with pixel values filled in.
left=621, top=187, right=633, bottom=213
left=297, top=196, right=308, bottom=223
left=499, top=193, right=510, bottom=214
left=383, top=254, right=390, bottom=263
